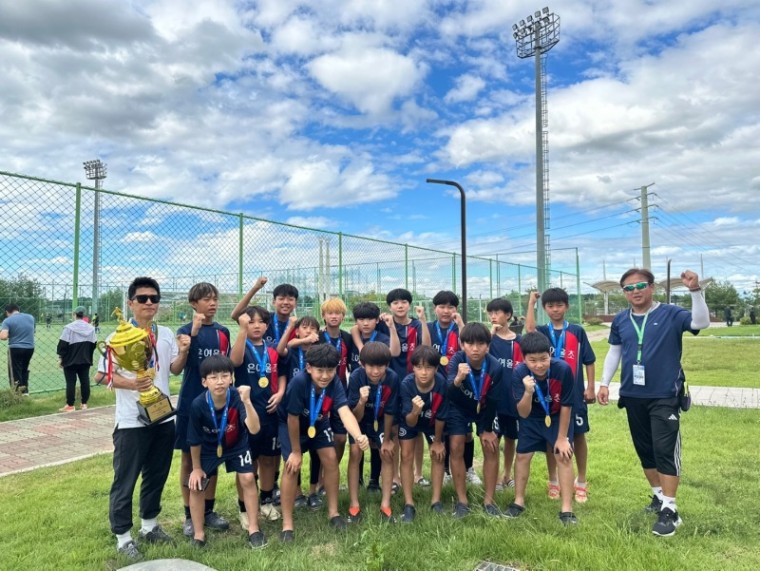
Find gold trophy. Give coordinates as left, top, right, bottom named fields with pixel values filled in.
left=100, top=309, right=176, bottom=425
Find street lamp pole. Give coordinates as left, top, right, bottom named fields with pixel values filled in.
left=426, top=179, right=467, bottom=322
left=83, top=160, right=107, bottom=315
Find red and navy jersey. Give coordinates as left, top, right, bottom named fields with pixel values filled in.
left=282, top=346, right=308, bottom=382
left=347, top=367, right=400, bottom=430
left=264, top=317, right=297, bottom=347
left=317, top=329, right=354, bottom=385
left=176, top=322, right=231, bottom=414
left=349, top=331, right=391, bottom=370
left=536, top=323, right=595, bottom=407
left=187, top=388, right=248, bottom=455
left=446, top=352, right=503, bottom=431
left=234, top=341, right=281, bottom=425
left=380, top=318, right=423, bottom=378
left=427, top=320, right=460, bottom=376
left=399, top=372, right=448, bottom=430
left=489, top=335, right=523, bottom=416
left=281, top=371, right=348, bottom=434
left=512, top=359, right=574, bottom=419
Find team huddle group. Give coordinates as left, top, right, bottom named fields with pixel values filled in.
left=103, top=268, right=709, bottom=560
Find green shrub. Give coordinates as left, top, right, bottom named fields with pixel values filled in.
left=739, top=316, right=751, bottom=325
left=586, top=317, right=604, bottom=326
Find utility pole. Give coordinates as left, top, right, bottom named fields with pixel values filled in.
left=638, top=182, right=655, bottom=270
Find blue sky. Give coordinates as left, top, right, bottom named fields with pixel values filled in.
left=1, top=0, right=759, bottom=295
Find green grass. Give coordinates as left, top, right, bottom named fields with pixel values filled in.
left=1, top=405, right=759, bottom=570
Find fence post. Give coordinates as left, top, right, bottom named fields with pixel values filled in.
left=404, top=244, right=409, bottom=289
left=338, top=232, right=344, bottom=299
left=517, top=264, right=522, bottom=316
left=451, top=253, right=456, bottom=292
left=72, top=183, right=81, bottom=310
left=489, top=258, right=493, bottom=300
left=496, top=254, right=501, bottom=297
left=238, top=213, right=244, bottom=296
left=576, top=248, right=582, bottom=323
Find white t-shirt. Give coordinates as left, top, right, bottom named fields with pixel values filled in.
left=99, top=324, right=178, bottom=429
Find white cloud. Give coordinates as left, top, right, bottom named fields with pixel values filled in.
left=444, top=74, right=486, bottom=104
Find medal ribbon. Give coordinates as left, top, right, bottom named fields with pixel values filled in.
left=131, top=319, right=159, bottom=371
left=466, top=356, right=488, bottom=407
left=435, top=321, right=455, bottom=358
left=207, top=387, right=230, bottom=454
left=373, top=382, right=383, bottom=424
left=247, top=340, right=269, bottom=380
left=547, top=320, right=568, bottom=359
left=323, top=331, right=341, bottom=353
left=309, top=384, right=327, bottom=429
left=530, top=372, right=552, bottom=418
left=628, top=309, right=652, bottom=364
left=272, top=319, right=281, bottom=345
left=297, top=347, right=304, bottom=371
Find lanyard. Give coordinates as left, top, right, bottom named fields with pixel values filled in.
left=466, top=356, right=488, bottom=403
left=206, top=388, right=230, bottom=457
left=530, top=372, right=552, bottom=419
left=373, top=382, right=383, bottom=423
left=435, top=321, right=454, bottom=356
left=247, top=340, right=269, bottom=377
left=296, top=347, right=304, bottom=371
left=323, top=331, right=341, bottom=353
left=547, top=321, right=568, bottom=359
left=309, top=384, right=326, bottom=428
left=131, top=320, right=159, bottom=370
left=364, top=331, right=377, bottom=343
left=629, top=307, right=654, bottom=363
left=272, top=319, right=282, bottom=345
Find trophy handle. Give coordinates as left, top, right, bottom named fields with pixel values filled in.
left=96, top=340, right=109, bottom=358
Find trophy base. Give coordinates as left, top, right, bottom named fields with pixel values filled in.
left=137, top=394, right=176, bottom=426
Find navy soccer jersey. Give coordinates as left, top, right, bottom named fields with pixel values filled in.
left=428, top=320, right=460, bottom=376
left=317, top=329, right=354, bottom=382
left=234, top=341, right=282, bottom=425
left=349, top=331, right=391, bottom=370
left=398, top=372, right=448, bottom=431
left=609, top=303, right=697, bottom=399
left=377, top=318, right=424, bottom=379
left=282, top=345, right=309, bottom=381
left=347, top=367, right=399, bottom=431
left=187, top=387, right=248, bottom=456
left=176, top=322, right=231, bottom=415
left=264, top=316, right=296, bottom=347
left=536, top=322, right=595, bottom=407
left=446, top=351, right=503, bottom=430
left=489, top=335, right=523, bottom=416
left=512, top=359, right=574, bottom=419
left=280, top=371, right=348, bottom=434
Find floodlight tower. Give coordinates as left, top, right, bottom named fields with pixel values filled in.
left=513, top=7, right=560, bottom=298
left=83, top=159, right=107, bottom=314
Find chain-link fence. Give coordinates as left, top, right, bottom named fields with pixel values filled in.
left=0, top=170, right=580, bottom=393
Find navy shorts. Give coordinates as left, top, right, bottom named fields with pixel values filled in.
left=200, top=446, right=254, bottom=476
left=446, top=406, right=490, bottom=436
left=330, top=414, right=347, bottom=436
left=516, top=416, right=575, bottom=454
left=398, top=423, right=436, bottom=444
left=174, top=414, right=192, bottom=452
left=348, top=419, right=385, bottom=448
left=279, top=422, right=335, bottom=461
left=573, top=409, right=590, bottom=435
left=248, top=422, right=280, bottom=460
left=494, top=413, right=519, bottom=440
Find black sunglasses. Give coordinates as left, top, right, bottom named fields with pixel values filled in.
left=132, top=294, right=161, bottom=304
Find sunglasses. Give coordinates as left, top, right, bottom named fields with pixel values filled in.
left=622, top=282, right=650, bottom=292
left=132, top=294, right=161, bottom=304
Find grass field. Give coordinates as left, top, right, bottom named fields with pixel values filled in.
left=1, top=405, right=759, bottom=570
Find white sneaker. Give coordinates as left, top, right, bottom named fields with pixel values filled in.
left=466, top=468, right=482, bottom=485
left=443, top=473, right=452, bottom=485
left=260, top=502, right=281, bottom=521
left=239, top=511, right=249, bottom=531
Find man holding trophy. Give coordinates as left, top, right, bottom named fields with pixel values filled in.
left=99, top=277, right=188, bottom=560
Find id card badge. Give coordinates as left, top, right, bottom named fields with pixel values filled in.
left=632, top=364, right=646, bottom=386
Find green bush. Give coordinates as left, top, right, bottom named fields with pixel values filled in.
left=586, top=317, right=604, bottom=326
left=739, top=316, right=751, bottom=325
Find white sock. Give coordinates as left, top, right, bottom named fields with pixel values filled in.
left=549, top=480, right=559, bottom=486
left=140, top=517, right=158, bottom=533
left=116, top=532, right=133, bottom=548
left=661, top=495, right=677, bottom=512
left=651, top=486, right=663, bottom=500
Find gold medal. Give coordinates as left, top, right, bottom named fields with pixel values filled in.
left=374, top=419, right=379, bottom=432
left=258, top=377, right=269, bottom=388
left=545, top=415, right=551, bottom=428
left=440, top=356, right=449, bottom=366
left=476, top=402, right=481, bottom=415
left=217, top=444, right=222, bottom=458
left=308, top=426, right=317, bottom=439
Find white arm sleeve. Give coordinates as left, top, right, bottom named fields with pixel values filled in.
left=690, top=291, right=710, bottom=330
left=600, top=344, right=622, bottom=387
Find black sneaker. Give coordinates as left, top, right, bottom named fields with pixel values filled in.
left=117, top=540, right=142, bottom=561
left=294, top=494, right=308, bottom=509
left=367, top=479, right=381, bottom=493
left=182, top=517, right=194, bottom=538
left=652, top=507, right=682, bottom=537
left=347, top=508, right=362, bottom=523
left=430, top=502, right=444, bottom=514
left=191, top=538, right=207, bottom=548
left=401, top=504, right=416, bottom=523
left=138, top=525, right=173, bottom=544
left=329, top=515, right=348, bottom=530
left=484, top=503, right=503, bottom=518
left=452, top=502, right=470, bottom=519
left=307, top=493, right=323, bottom=510
left=248, top=530, right=268, bottom=549
left=645, top=495, right=663, bottom=514
left=204, top=510, right=230, bottom=530
left=280, top=530, right=295, bottom=543
left=504, top=502, right=525, bottom=518
left=559, top=511, right=578, bottom=525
